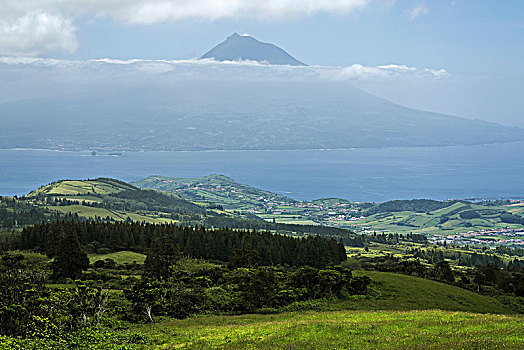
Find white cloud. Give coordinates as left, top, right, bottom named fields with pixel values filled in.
left=0, top=56, right=449, bottom=80
left=0, top=57, right=450, bottom=105
left=406, top=3, right=428, bottom=21
left=0, top=11, right=77, bottom=56
left=335, top=63, right=447, bottom=80
left=0, top=0, right=373, bottom=55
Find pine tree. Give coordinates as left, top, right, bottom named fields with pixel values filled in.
left=144, top=233, right=179, bottom=280
left=51, top=227, right=89, bottom=280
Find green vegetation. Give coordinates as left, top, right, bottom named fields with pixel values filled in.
left=0, top=178, right=367, bottom=243
left=18, top=221, right=347, bottom=268
left=1, top=178, right=523, bottom=348
left=0, top=225, right=369, bottom=348
left=1, top=226, right=523, bottom=348
left=29, top=178, right=137, bottom=197
left=350, top=271, right=514, bottom=314
left=89, top=251, right=146, bottom=265
left=355, top=199, right=524, bottom=237
left=133, top=175, right=524, bottom=246
left=129, top=310, right=524, bottom=349
left=133, top=174, right=295, bottom=212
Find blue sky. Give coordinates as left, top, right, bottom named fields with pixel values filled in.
left=68, top=1, right=524, bottom=75
left=1, top=0, right=523, bottom=126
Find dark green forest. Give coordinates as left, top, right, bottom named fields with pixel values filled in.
left=16, top=221, right=347, bottom=268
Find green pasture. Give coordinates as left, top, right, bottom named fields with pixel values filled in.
left=130, top=309, right=523, bottom=349
left=88, top=251, right=146, bottom=265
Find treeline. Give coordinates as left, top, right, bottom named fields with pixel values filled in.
left=364, top=199, right=456, bottom=215
left=16, top=221, right=347, bottom=268
left=342, top=232, right=427, bottom=247
left=496, top=246, right=524, bottom=257
left=205, top=216, right=427, bottom=247
left=127, top=262, right=370, bottom=322
left=203, top=215, right=355, bottom=238
left=406, top=247, right=519, bottom=268
left=0, top=197, right=72, bottom=228
left=353, top=255, right=524, bottom=297
left=500, top=213, right=524, bottom=225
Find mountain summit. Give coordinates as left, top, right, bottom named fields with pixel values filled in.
left=201, top=33, right=306, bottom=66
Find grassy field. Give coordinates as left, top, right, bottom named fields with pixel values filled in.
left=88, top=250, right=146, bottom=265
left=349, top=271, right=514, bottom=314
left=124, top=268, right=522, bottom=348
left=130, top=309, right=524, bottom=349
left=50, top=205, right=175, bottom=224
left=28, top=178, right=136, bottom=197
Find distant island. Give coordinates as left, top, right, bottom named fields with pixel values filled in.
left=1, top=78, right=523, bottom=151
left=1, top=35, right=524, bottom=152
left=201, top=32, right=307, bottom=66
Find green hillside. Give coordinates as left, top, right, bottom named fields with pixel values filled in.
left=3, top=178, right=213, bottom=227
left=123, top=269, right=522, bottom=348
left=1, top=178, right=363, bottom=245
left=134, top=175, right=524, bottom=246
left=350, top=271, right=513, bottom=314
left=28, top=178, right=137, bottom=197
left=133, top=174, right=296, bottom=211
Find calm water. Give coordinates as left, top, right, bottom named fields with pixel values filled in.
left=1, top=143, right=524, bottom=202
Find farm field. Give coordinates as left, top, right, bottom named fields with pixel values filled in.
left=135, top=175, right=524, bottom=247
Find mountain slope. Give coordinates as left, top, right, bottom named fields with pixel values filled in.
left=1, top=80, right=523, bottom=151
left=201, top=33, right=306, bottom=66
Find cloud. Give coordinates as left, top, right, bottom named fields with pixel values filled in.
left=0, top=11, right=77, bottom=56
left=0, top=0, right=373, bottom=55
left=0, top=56, right=449, bottom=81
left=0, top=57, right=450, bottom=105
left=335, top=63, right=448, bottom=80
left=8, top=1, right=373, bottom=23
left=406, top=3, right=428, bottom=21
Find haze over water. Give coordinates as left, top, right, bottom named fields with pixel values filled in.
left=2, top=142, right=524, bottom=202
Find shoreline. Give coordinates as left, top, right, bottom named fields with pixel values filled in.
left=2, top=139, right=524, bottom=154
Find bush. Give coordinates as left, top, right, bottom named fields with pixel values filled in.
left=459, top=210, right=481, bottom=220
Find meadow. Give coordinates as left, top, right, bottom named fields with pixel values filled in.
left=129, top=309, right=524, bottom=349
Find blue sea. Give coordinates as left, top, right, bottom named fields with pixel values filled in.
left=2, top=142, right=524, bottom=202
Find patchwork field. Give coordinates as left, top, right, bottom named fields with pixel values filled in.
left=133, top=175, right=524, bottom=246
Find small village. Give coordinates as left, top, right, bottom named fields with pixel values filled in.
left=430, top=228, right=524, bottom=247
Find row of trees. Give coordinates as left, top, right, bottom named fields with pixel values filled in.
left=126, top=262, right=370, bottom=322
left=354, top=255, right=524, bottom=297
left=17, top=221, right=348, bottom=268
left=406, top=247, right=523, bottom=268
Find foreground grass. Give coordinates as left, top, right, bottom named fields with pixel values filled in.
left=131, top=309, right=523, bottom=349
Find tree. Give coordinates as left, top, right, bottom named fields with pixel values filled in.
left=431, top=260, right=454, bottom=283
left=144, top=233, right=179, bottom=280
left=228, top=237, right=259, bottom=269
left=51, top=226, right=89, bottom=280
left=124, top=279, right=167, bottom=323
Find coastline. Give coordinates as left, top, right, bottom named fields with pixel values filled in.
left=2, top=139, right=524, bottom=154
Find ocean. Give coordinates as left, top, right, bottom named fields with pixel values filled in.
left=2, top=142, right=524, bottom=202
